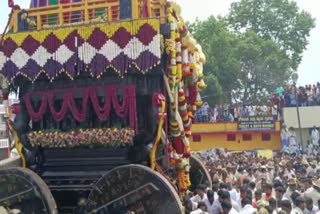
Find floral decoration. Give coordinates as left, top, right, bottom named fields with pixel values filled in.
left=28, top=128, right=135, bottom=148
left=0, top=19, right=161, bottom=83
left=164, top=2, right=207, bottom=196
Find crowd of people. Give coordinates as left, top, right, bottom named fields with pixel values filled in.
left=280, top=125, right=320, bottom=156
left=276, top=83, right=320, bottom=108
left=195, top=102, right=279, bottom=123
left=185, top=151, right=320, bottom=214
left=194, top=83, right=320, bottom=123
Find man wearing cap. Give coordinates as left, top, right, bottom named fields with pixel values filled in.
left=266, top=162, right=274, bottom=184
left=256, top=165, right=268, bottom=190
left=249, top=164, right=257, bottom=182
left=291, top=196, right=305, bottom=214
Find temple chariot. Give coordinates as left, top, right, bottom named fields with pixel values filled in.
left=0, top=0, right=210, bottom=213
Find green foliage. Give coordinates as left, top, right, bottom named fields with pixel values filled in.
left=228, top=0, right=315, bottom=70
left=188, top=0, right=315, bottom=105
left=202, top=73, right=223, bottom=106
left=234, top=31, right=291, bottom=103
left=188, top=17, right=241, bottom=104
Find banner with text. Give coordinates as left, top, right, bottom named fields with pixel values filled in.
left=238, top=116, right=275, bottom=131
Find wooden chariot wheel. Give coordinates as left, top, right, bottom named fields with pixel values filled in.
left=86, top=164, right=184, bottom=214
left=0, top=167, right=57, bottom=214
left=189, top=155, right=212, bottom=192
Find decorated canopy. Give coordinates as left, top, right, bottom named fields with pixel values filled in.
left=0, top=19, right=161, bottom=83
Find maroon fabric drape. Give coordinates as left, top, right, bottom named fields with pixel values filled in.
left=24, top=94, right=48, bottom=121
left=47, top=92, right=70, bottom=122
left=23, top=85, right=137, bottom=131
left=89, top=87, right=111, bottom=121
left=68, top=89, right=90, bottom=122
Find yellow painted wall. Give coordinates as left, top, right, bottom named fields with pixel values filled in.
left=190, top=122, right=281, bottom=151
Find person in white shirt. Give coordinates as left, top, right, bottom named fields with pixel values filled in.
left=217, top=190, right=241, bottom=213
left=240, top=198, right=257, bottom=214
left=288, top=127, right=297, bottom=147
left=291, top=196, right=305, bottom=214
left=191, top=185, right=208, bottom=204
left=281, top=126, right=289, bottom=148
left=221, top=200, right=239, bottom=214
left=307, top=143, right=314, bottom=156
left=284, top=178, right=298, bottom=203
left=304, top=179, right=320, bottom=207
left=305, top=197, right=319, bottom=214
left=204, top=190, right=217, bottom=214
left=311, top=126, right=319, bottom=147
left=191, top=201, right=209, bottom=214
left=248, top=106, right=255, bottom=116
left=210, top=199, right=222, bottom=214
left=271, top=104, right=278, bottom=118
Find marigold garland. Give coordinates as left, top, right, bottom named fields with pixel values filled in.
left=164, top=2, right=207, bottom=197
left=4, top=19, right=160, bottom=44
left=28, top=128, right=135, bottom=148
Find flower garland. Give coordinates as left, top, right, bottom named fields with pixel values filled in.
left=166, top=3, right=191, bottom=195
left=4, top=19, right=160, bottom=44
left=28, top=128, right=135, bottom=148
left=165, top=2, right=207, bottom=196
left=1, top=19, right=161, bottom=83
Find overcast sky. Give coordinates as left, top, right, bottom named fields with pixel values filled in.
left=0, top=0, right=319, bottom=85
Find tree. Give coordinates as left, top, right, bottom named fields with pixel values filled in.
left=234, top=31, right=291, bottom=103
left=188, top=16, right=241, bottom=105
left=228, top=0, right=315, bottom=70
left=202, top=73, right=223, bottom=106
left=188, top=0, right=314, bottom=105
left=188, top=16, right=292, bottom=104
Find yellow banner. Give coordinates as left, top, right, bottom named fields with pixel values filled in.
left=257, top=150, right=273, bottom=159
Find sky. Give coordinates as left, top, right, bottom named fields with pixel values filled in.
left=0, top=0, right=319, bottom=85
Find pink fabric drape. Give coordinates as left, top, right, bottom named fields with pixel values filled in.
left=23, top=85, right=137, bottom=131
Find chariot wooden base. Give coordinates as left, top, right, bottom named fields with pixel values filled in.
left=0, top=154, right=210, bottom=214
